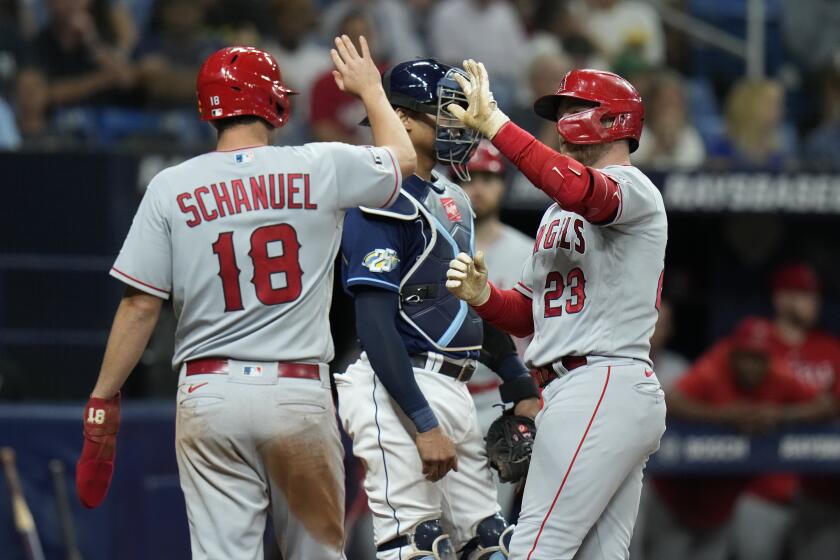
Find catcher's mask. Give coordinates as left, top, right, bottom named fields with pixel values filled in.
left=434, top=68, right=481, bottom=182
left=361, top=59, right=481, bottom=181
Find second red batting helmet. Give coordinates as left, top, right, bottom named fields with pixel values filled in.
left=533, top=69, right=644, bottom=152
left=197, top=47, right=294, bottom=129
left=467, top=140, right=505, bottom=175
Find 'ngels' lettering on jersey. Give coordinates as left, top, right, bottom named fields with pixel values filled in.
left=533, top=216, right=586, bottom=255
left=176, top=173, right=318, bottom=227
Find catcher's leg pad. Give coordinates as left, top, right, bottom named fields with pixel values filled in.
left=459, top=513, right=513, bottom=559
left=383, top=519, right=456, bottom=560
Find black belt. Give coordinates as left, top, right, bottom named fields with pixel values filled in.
left=410, top=353, right=475, bottom=383
left=377, top=535, right=409, bottom=552
left=533, top=356, right=588, bottom=388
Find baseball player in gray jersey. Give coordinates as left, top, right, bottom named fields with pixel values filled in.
left=74, top=38, right=416, bottom=560
left=446, top=62, right=667, bottom=559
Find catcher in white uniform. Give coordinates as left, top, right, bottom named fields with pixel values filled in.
left=74, top=38, right=416, bottom=559
left=446, top=62, right=667, bottom=559
left=335, top=58, right=540, bottom=560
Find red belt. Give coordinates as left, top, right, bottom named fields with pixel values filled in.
left=468, top=380, right=501, bottom=395
left=185, top=358, right=321, bottom=380
left=533, top=356, right=588, bottom=388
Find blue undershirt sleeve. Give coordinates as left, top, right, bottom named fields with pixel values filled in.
left=353, top=286, right=439, bottom=433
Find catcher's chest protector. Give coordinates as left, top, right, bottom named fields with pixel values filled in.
left=361, top=173, right=482, bottom=352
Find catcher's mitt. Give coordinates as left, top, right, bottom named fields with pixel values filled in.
left=485, top=413, right=536, bottom=483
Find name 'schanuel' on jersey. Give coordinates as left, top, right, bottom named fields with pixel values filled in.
left=176, top=172, right=318, bottom=228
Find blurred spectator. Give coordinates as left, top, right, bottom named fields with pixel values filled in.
left=323, top=0, right=423, bottom=63
left=761, top=262, right=840, bottom=560
left=0, top=94, right=17, bottom=149
left=202, top=0, right=271, bottom=39
left=135, top=0, right=222, bottom=108
left=429, top=0, right=528, bottom=107
left=29, top=0, right=137, bottom=108
left=567, top=0, right=665, bottom=67
left=93, top=0, right=138, bottom=56
left=803, top=66, right=840, bottom=170
left=264, top=0, right=331, bottom=141
left=634, top=72, right=705, bottom=171
left=649, top=300, right=689, bottom=392
left=729, top=264, right=840, bottom=560
left=309, top=10, right=379, bottom=144
left=782, top=0, right=840, bottom=73
left=0, top=0, right=30, bottom=93
left=648, top=317, right=834, bottom=560
left=509, top=51, right=569, bottom=148
left=709, top=79, right=793, bottom=170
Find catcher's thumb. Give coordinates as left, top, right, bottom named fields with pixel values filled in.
left=474, top=250, right=488, bottom=273
left=447, top=103, right=467, bottom=123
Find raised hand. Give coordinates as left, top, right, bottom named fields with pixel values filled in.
left=330, top=35, right=382, bottom=101
left=446, top=59, right=510, bottom=139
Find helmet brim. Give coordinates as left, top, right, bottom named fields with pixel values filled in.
left=533, top=93, right=600, bottom=122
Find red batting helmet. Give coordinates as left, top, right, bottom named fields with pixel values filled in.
left=533, top=69, right=644, bottom=152
left=197, top=47, right=295, bottom=129
left=467, top=140, right=505, bottom=175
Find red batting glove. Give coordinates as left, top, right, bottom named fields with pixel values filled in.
left=76, top=393, right=121, bottom=508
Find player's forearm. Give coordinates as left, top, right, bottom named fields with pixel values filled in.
left=480, top=323, right=528, bottom=382
left=91, top=289, right=162, bottom=398
left=781, top=395, right=836, bottom=423
left=48, top=71, right=114, bottom=106
left=361, top=88, right=417, bottom=178
left=664, top=392, right=732, bottom=425
left=354, top=289, right=439, bottom=432
left=492, top=122, right=620, bottom=223
left=472, top=283, right=534, bottom=338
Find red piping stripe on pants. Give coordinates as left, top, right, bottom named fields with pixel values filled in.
left=526, top=366, right=612, bottom=559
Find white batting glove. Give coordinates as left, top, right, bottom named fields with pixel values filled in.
left=447, top=59, right=511, bottom=139
left=446, top=251, right=491, bottom=306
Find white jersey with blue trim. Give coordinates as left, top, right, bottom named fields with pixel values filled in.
left=111, top=143, right=401, bottom=368
left=514, top=164, right=667, bottom=368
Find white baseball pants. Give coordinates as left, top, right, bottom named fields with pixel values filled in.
left=335, top=354, right=501, bottom=559
left=175, top=366, right=345, bottom=560
left=508, top=359, right=666, bottom=560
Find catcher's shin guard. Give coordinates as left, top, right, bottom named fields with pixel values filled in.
left=378, top=519, right=456, bottom=560
left=459, top=514, right=514, bottom=559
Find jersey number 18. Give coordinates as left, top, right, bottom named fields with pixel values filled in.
left=211, top=223, right=303, bottom=312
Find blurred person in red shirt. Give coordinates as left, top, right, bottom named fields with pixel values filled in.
left=763, top=263, right=840, bottom=560
left=645, top=317, right=834, bottom=560
left=309, top=10, right=384, bottom=144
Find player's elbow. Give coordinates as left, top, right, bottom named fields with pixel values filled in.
left=393, top=144, right=417, bottom=179
left=120, top=287, right=164, bottom=322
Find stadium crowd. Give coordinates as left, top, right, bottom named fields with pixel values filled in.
left=2, top=1, right=840, bottom=559
left=0, top=0, right=839, bottom=170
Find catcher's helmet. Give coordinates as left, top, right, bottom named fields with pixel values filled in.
left=368, top=58, right=481, bottom=180
left=534, top=69, right=644, bottom=152
left=197, top=46, right=295, bottom=129
left=467, top=140, right=505, bottom=175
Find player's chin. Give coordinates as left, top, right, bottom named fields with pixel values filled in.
left=558, top=139, right=604, bottom=167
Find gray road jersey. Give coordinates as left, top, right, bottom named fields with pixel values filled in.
left=514, top=165, right=667, bottom=368
left=483, top=225, right=535, bottom=289
left=111, top=143, right=401, bottom=368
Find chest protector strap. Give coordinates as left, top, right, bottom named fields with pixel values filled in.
left=360, top=175, right=482, bottom=352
